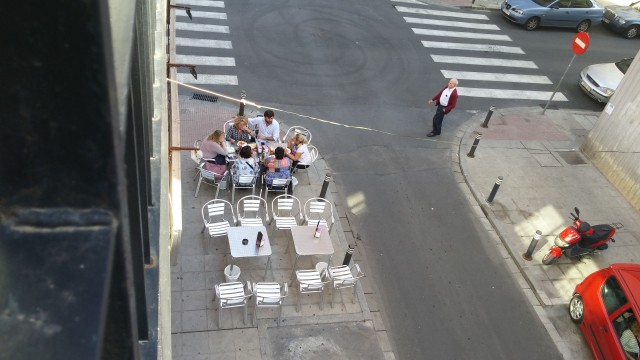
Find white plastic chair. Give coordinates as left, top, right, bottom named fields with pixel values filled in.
left=291, top=144, right=319, bottom=176
left=236, top=195, right=269, bottom=227
left=264, top=177, right=291, bottom=204
left=250, top=282, right=288, bottom=326
left=324, top=263, right=365, bottom=308
left=284, top=126, right=312, bottom=144
left=214, top=281, right=252, bottom=328
left=303, top=197, right=335, bottom=233
left=190, top=139, right=204, bottom=180
left=194, top=164, right=228, bottom=198
left=270, top=194, right=303, bottom=231
left=231, top=170, right=258, bottom=204
left=201, top=199, right=236, bottom=253
left=295, top=269, right=328, bottom=312
left=223, top=118, right=234, bottom=133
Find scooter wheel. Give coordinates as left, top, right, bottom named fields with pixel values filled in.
left=542, top=251, right=558, bottom=265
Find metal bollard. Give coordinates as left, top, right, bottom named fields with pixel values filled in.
left=522, top=230, right=542, bottom=261
left=466, top=133, right=482, bottom=158
left=480, top=105, right=497, bottom=128
left=238, top=90, right=247, bottom=116
left=486, top=176, right=503, bottom=204
left=343, top=245, right=355, bottom=266
left=319, top=173, right=332, bottom=199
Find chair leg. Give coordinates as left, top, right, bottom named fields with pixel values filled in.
left=243, top=303, right=247, bottom=325
left=231, top=186, right=235, bottom=204
left=352, top=285, right=357, bottom=304
left=296, top=291, right=301, bottom=313
left=320, top=291, right=325, bottom=310
left=218, top=305, right=222, bottom=328
left=278, top=305, right=282, bottom=326
left=331, top=287, right=335, bottom=308
left=253, top=303, right=258, bottom=326
left=194, top=177, right=202, bottom=197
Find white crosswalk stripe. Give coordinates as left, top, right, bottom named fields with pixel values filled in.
left=457, top=87, right=568, bottom=101
left=405, top=17, right=500, bottom=30
left=391, top=0, right=568, bottom=101
left=175, top=55, right=235, bottom=66
left=431, top=55, right=538, bottom=68
left=441, top=70, right=552, bottom=84
left=173, top=1, right=238, bottom=87
left=422, top=41, right=524, bottom=54
left=413, top=28, right=511, bottom=41
left=395, top=6, right=489, bottom=20
left=176, top=0, right=224, bottom=8
left=176, top=22, right=229, bottom=33
left=176, top=38, right=232, bottom=49
left=177, top=73, right=238, bottom=85
left=177, top=11, right=227, bottom=20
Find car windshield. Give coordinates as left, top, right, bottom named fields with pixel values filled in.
left=533, top=0, right=556, bottom=6
left=616, top=58, right=634, bottom=74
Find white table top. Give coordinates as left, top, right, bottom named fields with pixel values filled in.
left=290, top=226, right=334, bottom=256
left=227, top=226, right=272, bottom=258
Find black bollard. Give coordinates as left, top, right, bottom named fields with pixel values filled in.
left=343, top=245, right=355, bottom=266
left=319, top=173, right=332, bottom=199
left=480, top=105, right=497, bottom=128
left=522, top=230, right=542, bottom=261
left=238, top=90, right=246, bottom=116
left=466, top=133, right=482, bottom=158
left=486, top=176, right=503, bottom=204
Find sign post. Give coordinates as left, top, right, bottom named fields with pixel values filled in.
left=543, top=32, right=590, bottom=114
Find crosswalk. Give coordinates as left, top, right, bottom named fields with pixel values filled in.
left=392, top=0, right=568, bottom=101
left=172, top=1, right=238, bottom=87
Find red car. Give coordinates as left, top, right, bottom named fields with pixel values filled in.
left=570, top=264, right=640, bottom=360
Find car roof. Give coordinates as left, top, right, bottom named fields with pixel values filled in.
left=611, top=264, right=640, bottom=307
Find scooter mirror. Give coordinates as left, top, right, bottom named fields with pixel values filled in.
left=574, top=207, right=580, bottom=217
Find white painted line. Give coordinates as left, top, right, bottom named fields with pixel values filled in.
left=405, top=17, right=500, bottom=30
left=431, top=55, right=538, bottom=68
left=413, top=28, right=511, bottom=41
left=391, top=0, right=428, bottom=5
left=177, top=11, right=227, bottom=20
left=176, top=0, right=224, bottom=8
left=176, top=73, right=238, bottom=85
left=422, top=41, right=523, bottom=54
left=395, top=6, right=489, bottom=20
left=457, top=87, right=568, bottom=101
left=176, top=22, right=229, bottom=33
left=175, top=55, right=235, bottom=66
left=176, top=38, right=232, bottom=49
left=441, top=70, right=552, bottom=84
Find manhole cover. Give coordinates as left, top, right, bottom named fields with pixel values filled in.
left=557, top=151, right=587, bottom=165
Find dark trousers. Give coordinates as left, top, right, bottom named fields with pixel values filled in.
left=432, top=105, right=446, bottom=135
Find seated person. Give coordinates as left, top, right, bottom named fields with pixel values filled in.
left=286, top=133, right=312, bottom=171
left=621, top=319, right=640, bottom=360
left=232, top=145, right=259, bottom=183
left=225, top=115, right=253, bottom=144
left=249, top=109, right=280, bottom=143
left=200, top=130, right=227, bottom=176
left=263, top=147, right=291, bottom=186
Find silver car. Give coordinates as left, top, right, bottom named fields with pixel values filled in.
left=579, top=57, right=633, bottom=102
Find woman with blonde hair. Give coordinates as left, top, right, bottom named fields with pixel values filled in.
left=201, top=130, right=228, bottom=173
left=225, top=115, right=253, bottom=144
left=286, top=133, right=312, bottom=171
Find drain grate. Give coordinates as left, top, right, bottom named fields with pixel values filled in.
left=192, top=93, right=218, bottom=102
left=557, top=151, right=587, bottom=165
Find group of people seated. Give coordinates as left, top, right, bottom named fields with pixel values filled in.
left=199, top=109, right=312, bottom=187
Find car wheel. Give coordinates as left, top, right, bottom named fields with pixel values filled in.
left=624, top=26, right=639, bottom=39
left=576, top=20, right=591, bottom=32
left=569, top=294, right=584, bottom=324
left=524, top=17, right=540, bottom=31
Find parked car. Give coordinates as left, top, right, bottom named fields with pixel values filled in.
left=569, top=264, right=640, bottom=360
left=501, top=0, right=604, bottom=31
left=578, top=57, right=633, bottom=102
left=602, top=1, right=640, bottom=39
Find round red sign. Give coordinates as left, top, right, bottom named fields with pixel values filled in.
left=572, top=32, right=590, bottom=55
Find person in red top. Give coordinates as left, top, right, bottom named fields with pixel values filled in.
left=427, top=78, right=458, bottom=137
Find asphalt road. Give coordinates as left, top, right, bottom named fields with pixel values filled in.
left=179, top=0, right=632, bottom=357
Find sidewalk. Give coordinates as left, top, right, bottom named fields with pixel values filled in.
left=170, top=97, right=393, bottom=360
left=416, top=0, right=618, bottom=10
left=456, top=106, right=640, bottom=359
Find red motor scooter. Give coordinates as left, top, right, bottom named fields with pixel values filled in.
left=542, top=207, right=621, bottom=265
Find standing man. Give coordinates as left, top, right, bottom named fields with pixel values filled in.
left=427, top=78, right=458, bottom=137
left=248, top=109, right=280, bottom=142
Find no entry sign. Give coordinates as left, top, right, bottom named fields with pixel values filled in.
left=572, top=32, right=590, bottom=55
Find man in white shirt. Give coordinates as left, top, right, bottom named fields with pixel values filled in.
left=248, top=109, right=280, bottom=142
left=427, top=78, right=459, bottom=137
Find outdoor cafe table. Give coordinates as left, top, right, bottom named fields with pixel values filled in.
left=289, top=226, right=334, bottom=282
left=227, top=226, right=272, bottom=279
